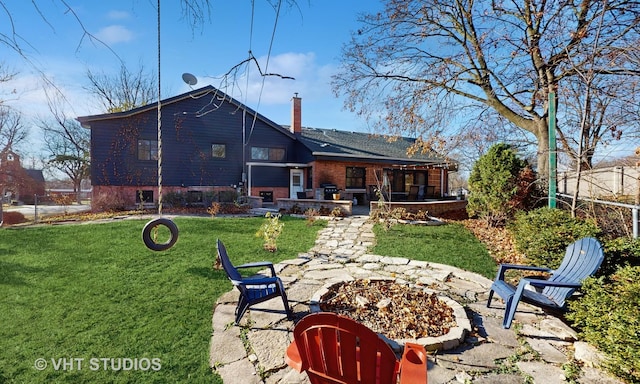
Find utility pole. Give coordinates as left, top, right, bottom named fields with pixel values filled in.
left=548, top=92, right=557, bottom=208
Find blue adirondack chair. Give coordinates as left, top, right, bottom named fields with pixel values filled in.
left=216, top=239, right=293, bottom=325
left=487, top=237, right=604, bottom=329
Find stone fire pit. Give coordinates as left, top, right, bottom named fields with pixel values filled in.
left=310, top=278, right=471, bottom=352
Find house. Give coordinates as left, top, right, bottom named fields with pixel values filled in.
left=0, top=148, right=46, bottom=204
left=77, top=86, right=457, bottom=210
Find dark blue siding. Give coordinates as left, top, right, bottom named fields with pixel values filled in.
left=252, top=167, right=290, bottom=187
left=89, top=95, right=297, bottom=187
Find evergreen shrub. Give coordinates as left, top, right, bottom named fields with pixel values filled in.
left=509, top=207, right=600, bottom=268
left=567, top=266, right=640, bottom=383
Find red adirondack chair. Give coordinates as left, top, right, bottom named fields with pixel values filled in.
left=285, top=312, right=428, bottom=384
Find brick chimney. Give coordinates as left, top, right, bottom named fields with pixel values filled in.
left=291, top=93, right=301, bottom=134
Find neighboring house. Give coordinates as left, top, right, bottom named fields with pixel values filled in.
left=559, top=166, right=639, bottom=199
left=0, top=149, right=46, bottom=204
left=77, top=86, right=457, bottom=209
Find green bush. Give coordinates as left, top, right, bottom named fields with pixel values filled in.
left=466, top=143, right=531, bottom=227
left=599, top=237, right=640, bottom=278
left=163, top=191, right=186, bottom=208
left=567, top=266, right=640, bottom=383
left=509, top=207, right=600, bottom=268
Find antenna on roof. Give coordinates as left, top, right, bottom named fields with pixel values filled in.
left=182, top=73, right=198, bottom=86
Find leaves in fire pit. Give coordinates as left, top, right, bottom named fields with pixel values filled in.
left=319, top=279, right=456, bottom=339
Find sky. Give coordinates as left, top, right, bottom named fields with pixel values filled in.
left=1, top=0, right=383, bottom=161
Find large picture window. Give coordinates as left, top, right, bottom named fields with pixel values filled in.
left=251, top=147, right=285, bottom=161
left=138, top=139, right=158, bottom=161
left=346, top=167, right=366, bottom=189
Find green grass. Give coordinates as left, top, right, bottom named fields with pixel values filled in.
left=0, top=216, right=325, bottom=384
left=372, top=222, right=497, bottom=279
left=0, top=215, right=497, bottom=383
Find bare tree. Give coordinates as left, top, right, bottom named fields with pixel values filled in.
left=0, top=106, right=28, bottom=152
left=86, top=65, right=158, bottom=113
left=332, top=1, right=640, bottom=182
left=37, top=92, right=90, bottom=203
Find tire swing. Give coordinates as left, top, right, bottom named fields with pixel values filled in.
left=142, top=0, right=178, bottom=251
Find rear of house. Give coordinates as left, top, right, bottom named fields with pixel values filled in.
left=78, top=86, right=457, bottom=210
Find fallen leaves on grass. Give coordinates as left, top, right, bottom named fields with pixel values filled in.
left=459, top=219, right=525, bottom=265
left=319, top=279, right=456, bottom=340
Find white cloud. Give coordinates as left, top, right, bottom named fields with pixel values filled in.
left=95, top=25, right=134, bottom=45
left=107, top=10, right=131, bottom=20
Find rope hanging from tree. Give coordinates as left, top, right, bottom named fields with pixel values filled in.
left=142, top=0, right=178, bottom=251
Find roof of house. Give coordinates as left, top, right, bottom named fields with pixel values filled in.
left=76, top=86, right=456, bottom=169
left=77, top=85, right=296, bottom=139
left=297, top=127, right=456, bottom=168
left=25, top=169, right=45, bottom=183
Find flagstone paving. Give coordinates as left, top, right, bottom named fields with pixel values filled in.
left=210, top=216, right=623, bottom=384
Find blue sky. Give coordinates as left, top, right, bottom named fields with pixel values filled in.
left=1, top=1, right=383, bottom=156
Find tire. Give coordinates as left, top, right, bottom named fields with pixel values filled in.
left=142, top=217, right=179, bottom=251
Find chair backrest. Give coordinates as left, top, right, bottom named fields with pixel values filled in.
left=408, top=186, right=419, bottom=199
left=545, top=237, right=604, bottom=307
left=216, top=239, right=243, bottom=284
left=292, top=312, right=400, bottom=384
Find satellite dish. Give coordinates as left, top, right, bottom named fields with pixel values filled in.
left=182, top=73, right=198, bottom=86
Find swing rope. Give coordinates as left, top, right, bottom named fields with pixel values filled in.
left=156, top=0, right=163, bottom=216
left=141, top=0, right=178, bottom=252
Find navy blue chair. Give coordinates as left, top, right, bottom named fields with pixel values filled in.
left=216, top=239, right=293, bottom=325
left=487, top=237, right=604, bottom=329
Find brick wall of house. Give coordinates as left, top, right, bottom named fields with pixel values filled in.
left=91, top=185, right=237, bottom=211
left=311, top=160, right=445, bottom=194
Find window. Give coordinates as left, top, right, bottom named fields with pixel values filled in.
left=136, top=190, right=154, bottom=203
left=251, top=147, right=285, bottom=161
left=212, top=144, right=226, bottom=158
left=138, top=139, right=158, bottom=161
left=346, top=167, right=366, bottom=189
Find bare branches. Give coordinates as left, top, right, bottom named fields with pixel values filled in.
left=0, top=106, right=28, bottom=152
left=85, top=65, right=158, bottom=113
left=333, top=0, right=640, bottom=177
left=37, top=89, right=90, bottom=200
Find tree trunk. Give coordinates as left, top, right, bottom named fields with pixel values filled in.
left=534, top=118, right=550, bottom=188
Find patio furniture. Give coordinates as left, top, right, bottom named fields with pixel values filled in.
left=487, top=237, right=604, bottom=329
left=216, top=239, right=293, bottom=325
left=408, top=185, right=419, bottom=200
left=285, top=312, right=428, bottom=384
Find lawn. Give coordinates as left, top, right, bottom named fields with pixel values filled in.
left=0, top=216, right=325, bottom=384
left=372, top=222, right=497, bottom=280
left=0, top=215, right=496, bottom=383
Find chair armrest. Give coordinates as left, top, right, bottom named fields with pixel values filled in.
left=232, top=276, right=280, bottom=286
left=236, top=261, right=277, bottom=276
left=523, top=278, right=581, bottom=289
left=399, top=343, right=428, bottom=383
left=285, top=341, right=303, bottom=372
left=496, top=264, right=552, bottom=280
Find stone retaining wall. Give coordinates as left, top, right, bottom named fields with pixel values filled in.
left=371, top=200, right=467, bottom=216
left=276, top=198, right=353, bottom=216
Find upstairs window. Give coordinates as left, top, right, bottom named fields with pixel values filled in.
left=212, top=144, right=226, bottom=158
left=346, top=167, right=366, bottom=189
left=138, top=139, right=158, bottom=161
left=251, top=147, right=285, bottom=161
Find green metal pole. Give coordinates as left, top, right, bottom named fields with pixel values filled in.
left=548, top=92, right=557, bottom=208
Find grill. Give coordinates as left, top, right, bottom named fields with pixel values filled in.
left=321, top=184, right=338, bottom=200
